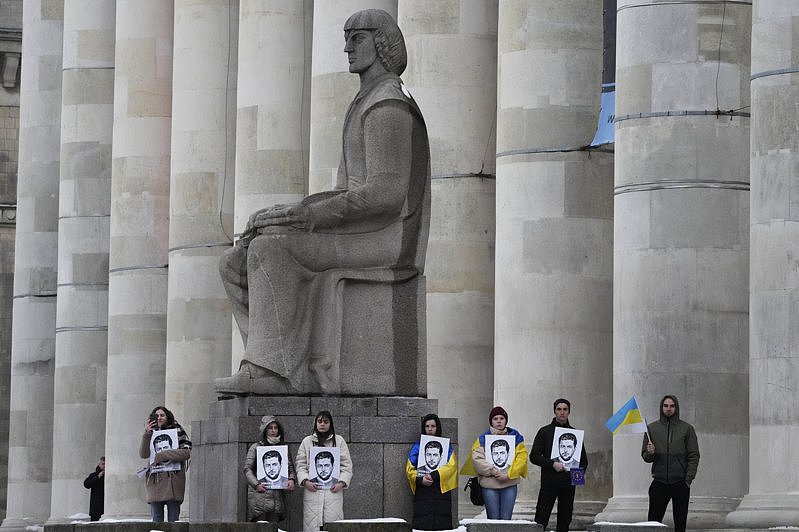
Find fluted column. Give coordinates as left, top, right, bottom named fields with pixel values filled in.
left=47, top=0, right=114, bottom=523
left=2, top=1, right=62, bottom=528
left=599, top=0, right=750, bottom=527
left=166, top=0, right=237, bottom=445
left=727, top=1, right=799, bottom=526
left=398, top=0, right=497, bottom=506
left=231, top=0, right=311, bottom=367
left=493, top=0, right=613, bottom=517
left=104, top=0, right=173, bottom=519
left=307, top=0, right=396, bottom=193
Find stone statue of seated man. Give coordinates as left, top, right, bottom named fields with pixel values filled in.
left=215, top=9, right=430, bottom=396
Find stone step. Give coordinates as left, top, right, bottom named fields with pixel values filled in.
left=44, top=523, right=277, bottom=532
left=462, top=518, right=543, bottom=531
left=324, top=518, right=410, bottom=531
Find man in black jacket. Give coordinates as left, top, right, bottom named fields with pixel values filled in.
left=83, top=456, right=104, bottom=521
left=642, top=395, right=699, bottom=532
left=531, top=399, right=588, bottom=532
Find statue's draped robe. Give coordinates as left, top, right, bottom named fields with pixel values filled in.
left=220, top=72, right=430, bottom=392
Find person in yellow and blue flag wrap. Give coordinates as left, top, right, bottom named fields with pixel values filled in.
left=406, top=414, right=457, bottom=530
left=461, top=406, right=528, bottom=520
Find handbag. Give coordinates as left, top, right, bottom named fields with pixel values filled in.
left=464, top=476, right=484, bottom=506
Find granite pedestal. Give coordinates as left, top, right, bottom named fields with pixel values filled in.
left=190, top=396, right=457, bottom=529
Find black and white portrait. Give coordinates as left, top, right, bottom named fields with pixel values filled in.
left=149, top=428, right=180, bottom=473
left=308, top=446, right=341, bottom=490
left=485, top=434, right=515, bottom=472
left=416, top=435, right=450, bottom=476
left=550, top=427, right=584, bottom=470
left=256, top=445, right=289, bottom=489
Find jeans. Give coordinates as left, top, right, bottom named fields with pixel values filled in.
left=482, top=484, right=517, bottom=520
left=150, top=500, right=181, bottom=522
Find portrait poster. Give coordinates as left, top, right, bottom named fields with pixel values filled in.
left=149, top=428, right=180, bottom=473
left=550, top=427, right=584, bottom=471
left=485, top=434, right=515, bottom=472
left=308, top=446, right=341, bottom=490
left=256, top=445, right=289, bottom=489
left=416, top=435, right=450, bottom=476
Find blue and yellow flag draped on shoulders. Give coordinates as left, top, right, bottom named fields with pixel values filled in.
left=459, top=427, right=528, bottom=479
left=605, top=396, right=647, bottom=435
left=406, top=442, right=457, bottom=494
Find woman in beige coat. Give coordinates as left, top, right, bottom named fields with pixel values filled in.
left=139, top=405, right=191, bottom=522
left=295, top=411, right=353, bottom=531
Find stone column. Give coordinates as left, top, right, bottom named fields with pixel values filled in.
left=493, top=0, right=613, bottom=520
left=397, top=0, right=497, bottom=504
left=166, top=0, right=237, bottom=440
left=727, top=2, right=799, bottom=526
left=599, top=1, right=750, bottom=527
left=103, top=0, right=173, bottom=519
left=230, top=0, right=312, bottom=368
left=1, top=1, right=62, bottom=529
left=47, top=0, right=114, bottom=523
left=307, top=0, right=396, bottom=194
left=0, top=1, right=22, bottom=521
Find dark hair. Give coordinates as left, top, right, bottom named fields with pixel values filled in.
left=153, top=433, right=173, bottom=447
left=553, top=398, right=571, bottom=412
left=263, top=449, right=282, bottom=463
left=313, top=410, right=336, bottom=445
left=150, top=405, right=176, bottom=427
left=315, top=450, right=335, bottom=465
left=421, top=414, right=442, bottom=437
left=490, top=439, right=510, bottom=452
left=559, top=432, right=577, bottom=445
left=424, top=440, right=443, bottom=454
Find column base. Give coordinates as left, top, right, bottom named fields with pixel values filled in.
left=1, top=518, right=39, bottom=532
left=726, top=492, right=799, bottom=528
left=596, top=495, right=739, bottom=529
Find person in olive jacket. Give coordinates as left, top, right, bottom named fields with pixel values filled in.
left=642, top=395, right=700, bottom=532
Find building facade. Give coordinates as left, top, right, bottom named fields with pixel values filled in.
left=1, top=0, right=798, bottom=529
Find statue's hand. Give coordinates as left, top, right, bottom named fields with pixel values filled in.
left=253, top=204, right=310, bottom=229
left=247, top=204, right=290, bottom=230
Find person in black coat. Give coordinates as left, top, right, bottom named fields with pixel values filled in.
left=406, top=414, right=457, bottom=530
left=530, top=399, right=588, bottom=532
left=83, top=456, right=105, bottom=521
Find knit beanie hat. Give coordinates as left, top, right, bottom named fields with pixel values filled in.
left=489, top=406, right=508, bottom=423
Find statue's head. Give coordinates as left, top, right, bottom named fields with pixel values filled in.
left=344, top=9, right=406, bottom=76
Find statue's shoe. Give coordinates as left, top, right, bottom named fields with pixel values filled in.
left=214, top=362, right=296, bottom=396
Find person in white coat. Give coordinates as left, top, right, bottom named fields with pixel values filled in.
left=296, top=411, right=353, bottom=530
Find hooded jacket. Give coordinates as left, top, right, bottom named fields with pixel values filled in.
left=641, top=395, right=700, bottom=485
left=243, top=415, right=297, bottom=521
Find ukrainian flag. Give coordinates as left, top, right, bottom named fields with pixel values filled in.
left=605, top=396, right=647, bottom=435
